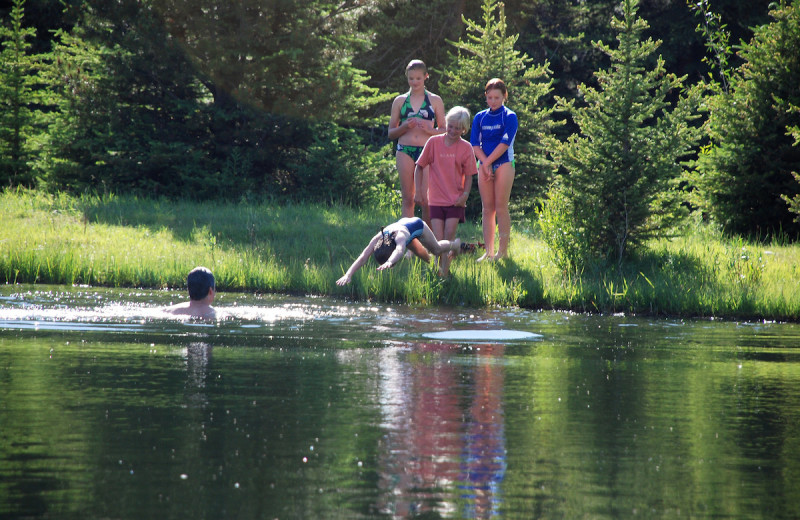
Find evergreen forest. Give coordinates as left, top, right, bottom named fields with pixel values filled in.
left=2, top=0, right=800, bottom=267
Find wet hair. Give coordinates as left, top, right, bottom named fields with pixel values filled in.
left=373, top=230, right=397, bottom=265
left=187, top=266, right=215, bottom=301
left=446, top=106, right=471, bottom=134
left=485, top=77, right=508, bottom=100
left=405, top=59, right=428, bottom=76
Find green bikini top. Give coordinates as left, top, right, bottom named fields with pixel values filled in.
left=399, top=90, right=435, bottom=122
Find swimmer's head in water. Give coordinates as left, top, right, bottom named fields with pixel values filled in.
left=373, top=230, right=397, bottom=266
left=187, top=266, right=215, bottom=300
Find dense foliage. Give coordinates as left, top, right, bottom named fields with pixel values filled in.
left=695, top=0, right=800, bottom=238
left=785, top=123, right=800, bottom=220
left=541, top=0, right=700, bottom=268
left=3, top=0, right=394, bottom=203
left=0, top=0, right=38, bottom=187
left=1, top=0, right=799, bottom=247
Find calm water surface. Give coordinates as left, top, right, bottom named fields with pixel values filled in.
left=1, top=285, right=799, bottom=519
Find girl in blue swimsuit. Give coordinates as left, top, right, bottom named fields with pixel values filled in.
left=471, top=78, right=518, bottom=261
left=388, top=60, right=446, bottom=221
left=336, top=217, right=461, bottom=286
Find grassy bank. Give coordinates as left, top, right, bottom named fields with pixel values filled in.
left=2, top=189, right=799, bottom=320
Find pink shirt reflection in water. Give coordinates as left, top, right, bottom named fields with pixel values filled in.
left=377, top=342, right=464, bottom=517
left=459, top=344, right=507, bottom=518
left=375, top=342, right=507, bottom=518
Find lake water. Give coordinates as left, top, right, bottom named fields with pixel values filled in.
left=1, top=285, right=799, bottom=519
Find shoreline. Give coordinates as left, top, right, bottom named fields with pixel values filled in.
left=2, top=189, right=799, bottom=322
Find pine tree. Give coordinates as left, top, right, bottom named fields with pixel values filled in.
left=31, top=0, right=400, bottom=201
left=153, top=0, right=390, bottom=126
left=353, top=0, right=470, bottom=96
left=438, top=0, right=556, bottom=213
left=695, top=1, right=800, bottom=237
left=36, top=28, right=128, bottom=193
left=0, top=0, right=40, bottom=187
left=543, top=0, right=700, bottom=268
left=782, top=117, right=800, bottom=221
left=36, top=9, right=216, bottom=198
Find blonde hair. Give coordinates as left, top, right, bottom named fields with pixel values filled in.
left=446, top=106, right=471, bottom=134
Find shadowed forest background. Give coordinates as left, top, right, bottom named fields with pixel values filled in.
left=2, top=0, right=799, bottom=259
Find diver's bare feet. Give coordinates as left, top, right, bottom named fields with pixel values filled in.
left=477, top=252, right=495, bottom=262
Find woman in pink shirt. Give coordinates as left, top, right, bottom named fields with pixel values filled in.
left=414, top=106, right=479, bottom=276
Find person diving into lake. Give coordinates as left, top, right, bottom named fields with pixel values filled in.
left=336, top=217, right=475, bottom=285
left=165, top=266, right=216, bottom=318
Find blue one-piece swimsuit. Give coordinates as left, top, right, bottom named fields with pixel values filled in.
left=393, top=217, right=424, bottom=245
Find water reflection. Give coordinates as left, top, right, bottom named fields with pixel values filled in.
left=461, top=344, right=506, bottom=519
left=378, top=343, right=463, bottom=517
left=377, top=342, right=506, bottom=519
left=185, top=342, right=212, bottom=407
left=3, top=286, right=800, bottom=519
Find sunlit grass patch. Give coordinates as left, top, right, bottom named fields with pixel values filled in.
left=3, top=188, right=800, bottom=319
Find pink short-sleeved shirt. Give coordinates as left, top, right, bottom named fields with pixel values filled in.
left=416, top=135, right=478, bottom=207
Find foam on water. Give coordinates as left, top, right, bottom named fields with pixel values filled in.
left=0, top=287, right=383, bottom=337
left=0, top=287, right=548, bottom=345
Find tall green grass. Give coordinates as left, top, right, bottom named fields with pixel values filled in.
left=2, top=189, right=800, bottom=319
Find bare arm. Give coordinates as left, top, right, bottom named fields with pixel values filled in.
left=337, top=233, right=380, bottom=285
left=428, top=94, right=447, bottom=136
left=483, top=143, right=509, bottom=166
left=413, top=164, right=427, bottom=205
left=457, top=147, right=478, bottom=206
left=388, top=96, right=417, bottom=141
left=474, top=144, right=510, bottom=180
left=455, top=173, right=473, bottom=207
left=473, top=142, right=510, bottom=164
left=473, top=145, right=491, bottom=179
left=473, top=145, right=489, bottom=164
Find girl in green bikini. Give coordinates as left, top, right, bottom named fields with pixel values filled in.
left=388, top=60, right=446, bottom=223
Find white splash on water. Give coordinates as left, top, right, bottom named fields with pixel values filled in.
left=0, top=288, right=371, bottom=331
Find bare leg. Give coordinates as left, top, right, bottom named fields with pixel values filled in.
left=397, top=152, right=416, bottom=218
left=418, top=221, right=460, bottom=256
left=493, top=163, right=515, bottom=258
left=439, top=217, right=460, bottom=276
left=478, top=169, right=496, bottom=261
left=431, top=218, right=446, bottom=274
left=430, top=218, right=446, bottom=240
left=407, top=238, right=431, bottom=263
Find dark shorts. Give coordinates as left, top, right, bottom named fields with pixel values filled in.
left=429, top=205, right=466, bottom=223
left=397, top=144, right=424, bottom=161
